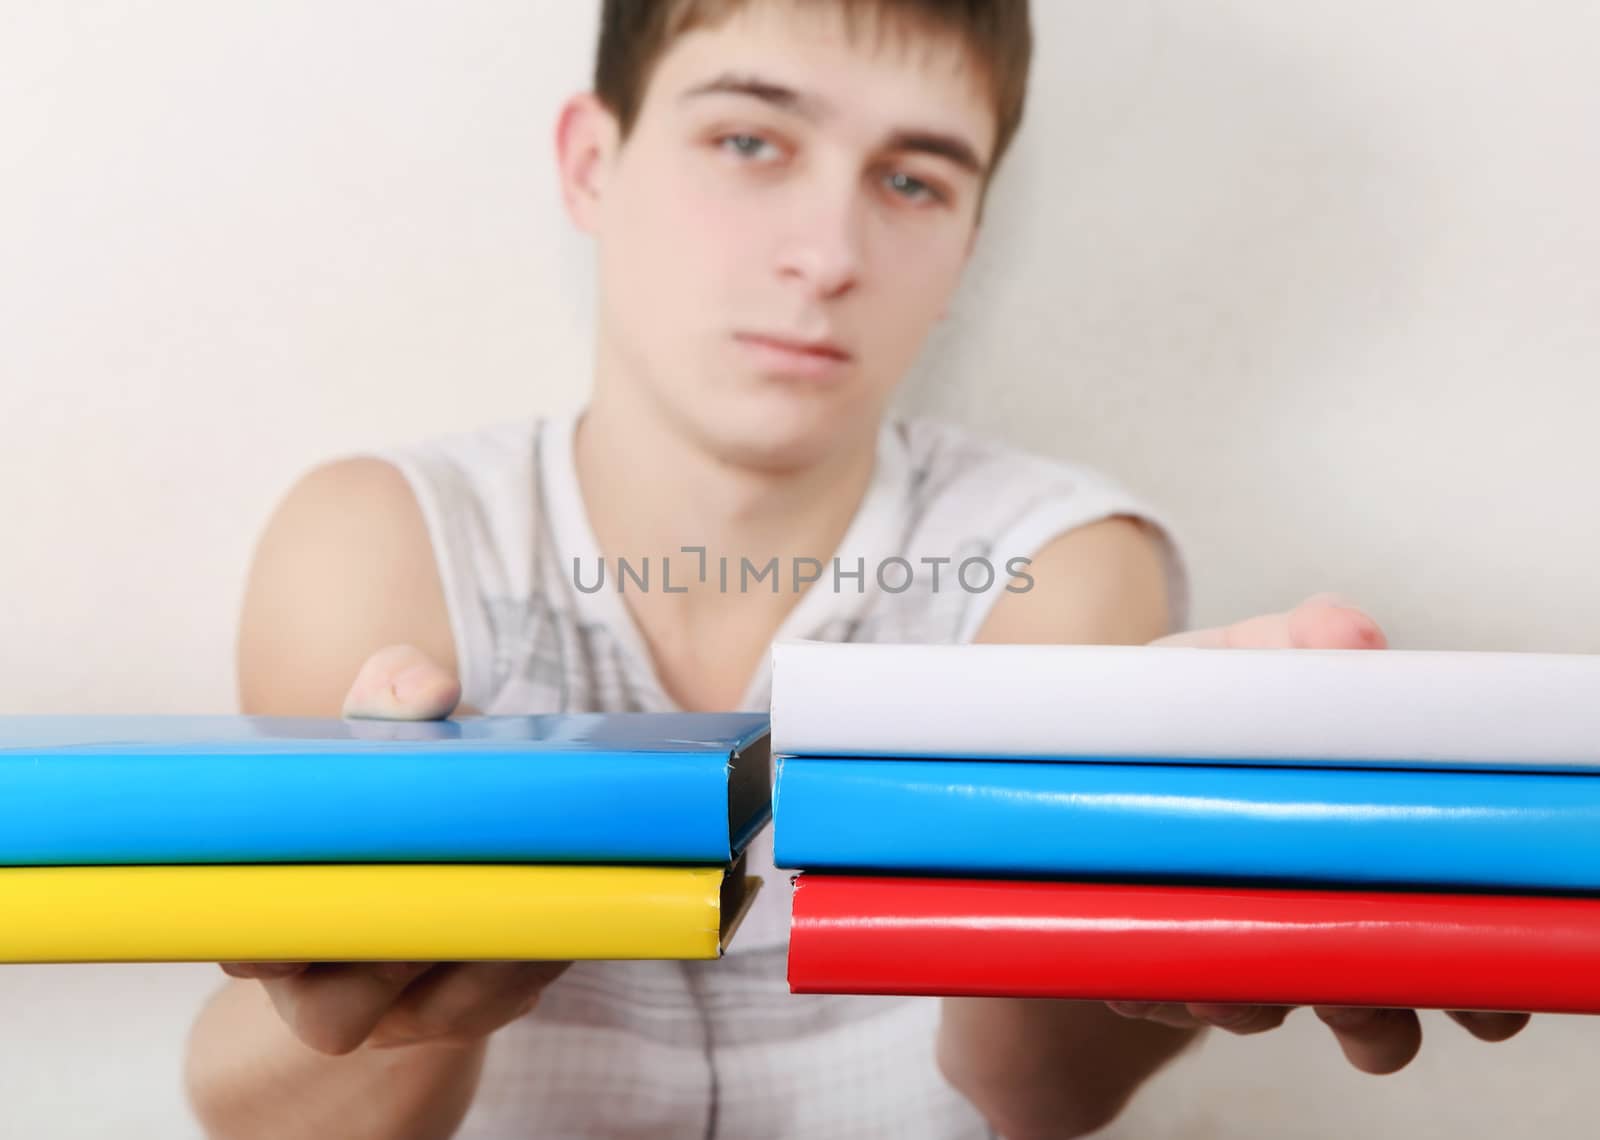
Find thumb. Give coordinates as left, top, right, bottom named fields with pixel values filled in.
left=1151, top=593, right=1387, bottom=652
left=342, top=645, right=462, bottom=721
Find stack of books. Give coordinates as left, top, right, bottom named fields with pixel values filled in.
left=0, top=712, right=770, bottom=963
left=770, top=641, right=1600, bottom=1013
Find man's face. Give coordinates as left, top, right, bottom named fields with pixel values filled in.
left=576, top=2, right=997, bottom=469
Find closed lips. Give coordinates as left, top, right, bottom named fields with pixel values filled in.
left=737, top=333, right=852, bottom=360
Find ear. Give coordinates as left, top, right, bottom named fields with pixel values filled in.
left=555, top=92, right=619, bottom=234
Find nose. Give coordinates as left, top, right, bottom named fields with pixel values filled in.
left=774, top=182, right=865, bottom=300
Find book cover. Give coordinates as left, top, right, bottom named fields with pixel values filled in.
left=773, top=756, right=1600, bottom=890
left=0, top=712, right=770, bottom=865
left=768, top=640, right=1600, bottom=771
left=787, top=874, right=1600, bottom=1013
left=0, top=855, right=760, bottom=962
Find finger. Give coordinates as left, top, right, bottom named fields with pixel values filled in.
left=1153, top=593, right=1386, bottom=652
left=260, top=961, right=435, bottom=1055
left=1313, top=1006, right=1422, bottom=1074
left=341, top=645, right=462, bottom=721
left=1183, top=1003, right=1294, bottom=1036
left=1104, top=1002, right=1207, bottom=1030
left=219, top=961, right=309, bottom=980
left=1286, top=593, right=1388, bottom=651
left=1220, top=594, right=1385, bottom=650
left=1445, top=1010, right=1532, bottom=1042
left=1104, top=1001, right=1158, bottom=1019
left=367, top=961, right=572, bottom=1049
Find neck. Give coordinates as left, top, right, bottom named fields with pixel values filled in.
left=568, top=380, right=883, bottom=709
left=574, top=388, right=878, bottom=584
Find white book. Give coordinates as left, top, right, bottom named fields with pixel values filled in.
left=768, top=641, right=1600, bottom=771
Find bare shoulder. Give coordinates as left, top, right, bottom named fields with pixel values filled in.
left=236, top=456, right=457, bottom=716
left=974, top=515, right=1171, bottom=647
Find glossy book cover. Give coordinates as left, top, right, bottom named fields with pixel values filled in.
left=0, top=856, right=761, bottom=962
left=0, top=712, right=771, bottom=865
left=773, top=756, right=1600, bottom=891
left=769, top=640, right=1600, bottom=771
left=787, top=874, right=1600, bottom=1013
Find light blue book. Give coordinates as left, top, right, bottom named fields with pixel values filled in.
left=774, top=755, right=1600, bottom=890
left=0, top=713, right=770, bottom=865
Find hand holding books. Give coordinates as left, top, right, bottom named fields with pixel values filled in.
left=1118, top=595, right=1530, bottom=1073
left=775, top=594, right=1542, bottom=1077
left=0, top=645, right=768, bottom=1054
left=227, top=644, right=573, bottom=1056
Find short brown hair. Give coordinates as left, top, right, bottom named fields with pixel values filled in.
left=594, top=0, right=1032, bottom=181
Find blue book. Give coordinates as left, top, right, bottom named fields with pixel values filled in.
left=0, top=713, right=770, bottom=865
left=773, top=756, right=1600, bottom=890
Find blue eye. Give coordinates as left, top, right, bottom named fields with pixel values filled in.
left=720, top=133, right=774, bottom=160
left=885, top=171, right=942, bottom=204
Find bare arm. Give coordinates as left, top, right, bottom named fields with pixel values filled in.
left=232, top=458, right=464, bottom=720
left=185, top=458, right=488, bottom=1140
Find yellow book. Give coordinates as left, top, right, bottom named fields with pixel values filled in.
left=0, top=856, right=759, bottom=962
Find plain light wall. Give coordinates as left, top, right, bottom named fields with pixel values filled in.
left=2, top=2, right=1598, bottom=1136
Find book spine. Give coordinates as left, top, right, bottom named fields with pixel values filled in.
left=773, top=757, right=1600, bottom=889
left=787, top=875, right=1600, bottom=1013
left=769, top=641, right=1600, bottom=769
left=0, top=864, right=729, bottom=961
left=0, top=750, right=733, bottom=864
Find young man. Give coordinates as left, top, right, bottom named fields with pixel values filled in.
left=183, top=2, right=1529, bottom=1137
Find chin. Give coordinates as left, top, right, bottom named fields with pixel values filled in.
left=689, top=396, right=867, bottom=474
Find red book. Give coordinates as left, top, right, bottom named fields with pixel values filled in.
left=787, top=875, right=1600, bottom=1013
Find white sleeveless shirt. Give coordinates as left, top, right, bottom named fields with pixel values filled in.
left=364, top=409, right=1189, bottom=1140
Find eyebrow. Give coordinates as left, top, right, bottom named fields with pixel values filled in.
left=679, top=72, right=988, bottom=177
left=681, top=73, right=821, bottom=117
left=883, top=130, right=985, bottom=177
